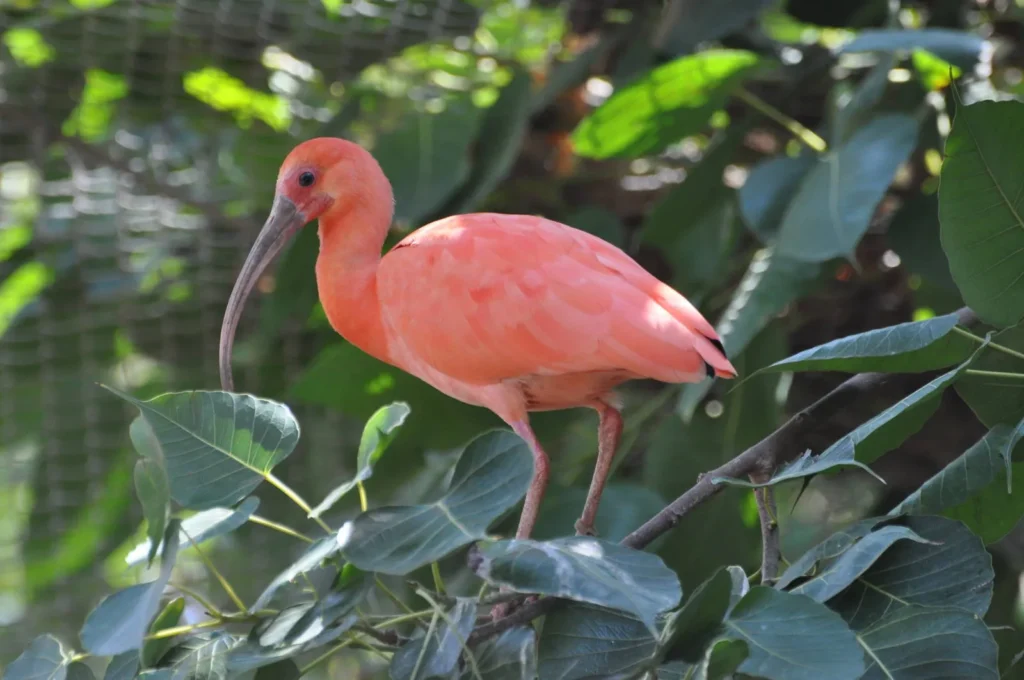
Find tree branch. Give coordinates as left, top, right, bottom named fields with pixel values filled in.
left=471, top=306, right=978, bottom=642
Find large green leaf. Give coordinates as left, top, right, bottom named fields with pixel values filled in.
left=956, top=324, right=1024, bottom=427
left=777, top=114, right=920, bottom=262
left=664, top=0, right=776, bottom=54
left=390, top=598, right=477, bottom=680
left=939, top=100, right=1024, bottom=327
left=463, top=628, right=536, bottom=680
left=856, top=605, right=999, bottom=679
left=133, top=457, right=169, bottom=567
left=104, top=652, right=140, bottom=680
left=830, top=516, right=993, bottom=630
left=723, top=587, right=864, bottom=680
left=660, top=567, right=734, bottom=663
left=752, top=313, right=974, bottom=375
left=125, top=496, right=260, bottom=567
left=474, top=537, right=681, bottom=632
left=339, top=429, right=532, bottom=575
left=838, top=29, right=986, bottom=68
left=785, top=526, right=932, bottom=603
left=251, top=534, right=344, bottom=611
left=537, top=603, right=658, bottom=680
left=571, top=49, right=761, bottom=159
left=6, top=634, right=72, bottom=680
left=830, top=55, right=896, bottom=145
left=309, top=401, right=410, bottom=519
left=80, top=521, right=181, bottom=655
left=105, top=387, right=300, bottom=510
left=737, top=152, right=815, bottom=242
left=891, top=425, right=1024, bottom=543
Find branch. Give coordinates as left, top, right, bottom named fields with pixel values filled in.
left=472, top=306, right=979, bottom=642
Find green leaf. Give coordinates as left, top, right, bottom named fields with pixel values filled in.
left=939, top=100, right=1024, bottom=327
left=777, top=114, right=921, bottom=262
left=712, top=445, right=883, bottom=489
left=738, top=152, right=815, bottom=242
left=831, top=55, right=896, bottom=145
left=664, top=0, right=776, bottom=54
left=6, top=634, right=71, bottom=680
left=838, top=29, right=986, bottom=68
left=658, top=639, right=749, bottom=680
left=891, top=425, right=1024, bottom=543
left=80, top=521, right=181, bottom=655
left=887, top=192, right=959, bottom=291
left=390, top=598, right=477, bottom=680
left=660, top=567, right=734, bottom=663
left=856, top=606, right=998, bottom=679
left=134, top=457, right=169, bottom=568
left=773, top=517, right=889, bottom=591
left=463, top=627, right=536, bottom=680
left=103, top=652, right=140, bottom=680
left=254, top=661, right=301, bottom=680
left=571, top=49, right=762, bottom=159
left=104, top=387, right=300, bottom=510
left=537, top=603, right=658, bottom=680
left=125, top=496, right=260, bottom=567
left=141, top=596, right=185, bottom=667
left=474, top=537, right=681, bottom=632
left=784, top=526, right=932, bottom=603
left=66, top=663, right=94, bottom=680
left=830, top=516, right=994, bottom=630
left=251, top=534, right=344, bottom=611
left=752, top=313, right=974, bottom=375
left=339, top=429, right=532, bottom=575
left=158, top=632, right=237, bottom=680
left=956, top=324, right=1024, bottom=426
left=723, top=587, right=864, bottom=680
left=309, top=401, right=410, bottom=519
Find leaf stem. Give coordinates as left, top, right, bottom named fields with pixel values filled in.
left=964, top=369, right=1024, bottom=380
left=431, top=562, right=447, bottom=596
left=265, top=472, right=334, bottom=534
left=248, top=514, right=314, bottom=543
left=357, top=481, right=369, bottom=513
left=169, top=581, right=223, bottom=617
left=375, top=576, right=416, bottom=615
left=181, top=528, right=248, bottom=613
left=374, top=609, right=434, bottom=629
left=144, top=618, right=223, bottom=641
left=299, top=634, right=360, bottom=674
left=734, top=86, right=828, bottom=152
left=953, top=326, right=1024, bottom=362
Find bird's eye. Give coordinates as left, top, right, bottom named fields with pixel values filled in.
left=298, top=171, right=315, bottom=187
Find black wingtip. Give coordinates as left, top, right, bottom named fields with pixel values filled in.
left=704, top=360, right=715, bottom=379
left=707, top=336, right=726, bottom=357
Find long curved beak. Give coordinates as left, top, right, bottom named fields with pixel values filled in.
left=219, top=194, right=307, bottom=391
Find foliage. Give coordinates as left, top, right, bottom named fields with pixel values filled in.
left=8, top=0, right=1024, bottom=678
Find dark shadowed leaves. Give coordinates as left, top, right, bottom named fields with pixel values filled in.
left=956, top=324, right=1024, bottom=427
left=660, top=567, right=733, bottom=663
left=723, top=587, right=864, bottom=680
left=80, top=521, right=181, bottom=655
left=752, top=313, right=974, bottom=375
left=134, top=457, right=169, bottom=567
left=105, top=387, right=300, bottom=510
left=254, top=660, right=301, bottom=680
left=6, top=634, right=71, bottom=680
left=537, top=603, right=658, bottom=680
left=251, top=533, right=343, bottom=611
left=738, top=152, right=815, bottom=242
left=940, top=100, right=1024, bottom=327
left=125, top=496, right=260, bottom=567
left=465, top=627, right=537, bottom=680
left=340, top=429, right=532, bottom=575
left=66, top=663, right=94, bottom=680
left=892, top=424, right=1024, bottom=543
left=774, top=517, right=889, bottom=591
left=475, top=537, right=681, bottom=632
left=838, top=29, right=986, bottom=68
left=309, top=401, right=410, bottom=518
left=658, top=639, right=748, bottom=680
left=141, top=596, right=185, bottom=667
left=664, top=0, right=775, bottom=54
left=390, top=598, right=477, bottom=680
left=830, top=516, right=993, bottom=630
left=104, top=652, right=140, bottom=680
left=888, top=192, right=958, bottom=291
left=856, top=606, right=998, bottom=679
left=571, top=50, right=761, bottom=159
left=777, top=114, right=920, bottom=262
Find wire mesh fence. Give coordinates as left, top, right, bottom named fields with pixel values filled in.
left=0, top=0, right=567, bottom=661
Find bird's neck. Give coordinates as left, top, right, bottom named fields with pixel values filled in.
left=314, top=195, right=393, bottom=364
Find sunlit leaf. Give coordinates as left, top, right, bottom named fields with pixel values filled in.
left=104, top=387, right=300, bottom=510
left=940, top=99, right=1024, bottom=327
left=390, top=598, right=477, bottom=680
left=475, top=537, right=681, bottom=632
left=126, top=497, right=260, bottom=567
left=184, top=67, right=289, bottom=131
left=0, top=260, right=54, bottom=338
left=80, top=521, right=181, bottom=655
left=340, top=429, right=532, bottom=575
left=309, top=402, right=410, bottom=518
left=777, top=115, right=920, bottom=262
left=571, top=50, right=762, bottom=159
left=3, top=28, right=55, bottom=67
left=723, top=587, right=864, bottom=680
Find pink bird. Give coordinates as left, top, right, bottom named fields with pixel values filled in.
left=219, top=138, right=736, bottom=542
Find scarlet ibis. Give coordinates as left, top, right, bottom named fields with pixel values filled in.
left=219, top=138, right=736, bottom=542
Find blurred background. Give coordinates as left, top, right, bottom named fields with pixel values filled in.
left=1, top=0, right=1022, bottom=675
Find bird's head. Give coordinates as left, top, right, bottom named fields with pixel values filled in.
left=218, top=137, right=392, bottom=392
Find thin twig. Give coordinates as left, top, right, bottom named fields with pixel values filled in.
left=753, top=485, right=780, bottom=583
left=249, top=514, right=314, bottom=543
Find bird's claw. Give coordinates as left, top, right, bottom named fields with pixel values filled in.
left=574, top=519, right=597, bottom=537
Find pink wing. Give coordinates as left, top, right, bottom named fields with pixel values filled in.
left=376, top=213, right=736, bottom=387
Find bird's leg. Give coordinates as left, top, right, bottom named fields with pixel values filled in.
left=510, top=419, right=551, bottom=540
left=492, top=420, right=549, bottom=622
left=575, top=403, right=623, bottom=537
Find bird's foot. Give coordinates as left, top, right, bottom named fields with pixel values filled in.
left=490, top=595, right=539, bottom=622
left=574, top=519, right=597, bottom=537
